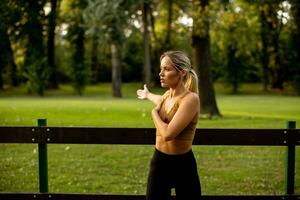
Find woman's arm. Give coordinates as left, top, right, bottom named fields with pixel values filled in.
left=151, top=93, right=199, bottom=141
left=137, top=84, right=163, bottom=105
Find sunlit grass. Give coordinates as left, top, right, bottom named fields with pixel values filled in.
left=0, top=93, right=299, bottom=128
left=0, top=83, right=299, bottom=195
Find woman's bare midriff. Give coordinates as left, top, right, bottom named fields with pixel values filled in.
left=155, top=135, right=193, bottom=155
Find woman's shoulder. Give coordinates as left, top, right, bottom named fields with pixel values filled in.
left=184, top=91, right=199, bottom=101
left=179, top=91, right=199, bottom=106
left=176, top=91, right=199, bottom=113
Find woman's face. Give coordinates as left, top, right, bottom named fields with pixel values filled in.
left=159, top=56, right=180, bottom=88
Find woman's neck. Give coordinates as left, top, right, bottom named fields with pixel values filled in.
left=169, top=83, right=187, bottom=98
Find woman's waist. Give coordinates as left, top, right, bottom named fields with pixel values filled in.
left=155, top=136, right=193, bottom=155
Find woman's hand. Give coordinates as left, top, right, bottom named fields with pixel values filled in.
left=137, top=84, right=149, bottom=100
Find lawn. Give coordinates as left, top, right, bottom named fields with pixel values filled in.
left=0, top=83, right=299, bottom=195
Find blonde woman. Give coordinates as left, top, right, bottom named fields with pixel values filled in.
left=137, top=51, right=201, bottom=200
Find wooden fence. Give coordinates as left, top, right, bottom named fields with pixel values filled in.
left=0, top=119, right=299, bottom=200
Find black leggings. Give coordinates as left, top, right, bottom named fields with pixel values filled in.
left=146, top=148, right=201, bottom=200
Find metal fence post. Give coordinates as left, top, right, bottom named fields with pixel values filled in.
left=285, top=120, right=296, bottom=195
left=38, top=119, right=48, bottom=192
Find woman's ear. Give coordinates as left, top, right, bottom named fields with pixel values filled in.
left=180, top=70, right=187, bottom=78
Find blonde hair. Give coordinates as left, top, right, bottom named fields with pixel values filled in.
left=160, top=51, right=199, bottom=94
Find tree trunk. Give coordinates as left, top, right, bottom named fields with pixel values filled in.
left=288, top=0, right=300, bottom=94
left=0, top=68, right=3, bottom=90
left=268, top=3, right=283, bottom=90
left=262, top=2, right=283, bottom=90
left=192, top=0, right=221, bottom=117
left=293, top=0, right=300, bottom=68
left=143, top=2, right=151, bottom=85
left=25, top=0, right=45, bottom=64
left=25, top=0, right=46, bottom=96
left=270, top=31, right=283, bottom=89
left=48, top=0, right=59, bottom=89
left=292, top=0, right=300, bottom=95
left=165, top=0, right=173, bottom=50
left=0, top=28, right=4, bottom=89
left=72, top=23, right=85, bottom=96
left=259, top=5, right=270, bottom=91
left=0, top=24, right=18, bottom=87
left=227, top=44, right=239, bottom=94
left=90, top=34, right=99, bottom=84
left=296, top=1, right=300, bottom=64
left=149, top=4, right=157, bottom=44
left=9, top=45, right=18, bottom=87
left=111, top=40, right=122, bottom=98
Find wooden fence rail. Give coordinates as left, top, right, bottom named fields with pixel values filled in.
left=0, top=119, right=299, bottom=200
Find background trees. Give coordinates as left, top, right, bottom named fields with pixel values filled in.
left=290, top=0, right=300, bottom=94
left=0, top=1, right=19, bottom=89
left=0, top=0, right=299, bottom=115
left=47, top=0, right=59, bottom=89
left=192, top=0, right=221, bottom=117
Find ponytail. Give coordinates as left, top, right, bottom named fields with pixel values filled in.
left=184, top=69, right=199, bottom=94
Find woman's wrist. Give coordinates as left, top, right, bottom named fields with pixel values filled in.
left=145, top=91, right=149, bottom=99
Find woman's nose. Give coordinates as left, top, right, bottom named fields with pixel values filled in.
left=159, top=70, right=163, bottom=76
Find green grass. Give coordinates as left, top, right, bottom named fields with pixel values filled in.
left=0, top=83, right=299, bottom=195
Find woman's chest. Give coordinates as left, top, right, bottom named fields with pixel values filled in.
left=159, top=99, right=179, bottom=122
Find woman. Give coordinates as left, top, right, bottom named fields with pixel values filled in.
left=137, top=51, right=201, bottom=200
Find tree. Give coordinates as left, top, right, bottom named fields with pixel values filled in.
left=160, top=0, right=188, bottom=51
left=0, top=26, right=6, bottom=89
left=226, top=40, right=242, bottom=93
left=0, top=19, right=17, bottom=89
left=259, top=1, right=284, bottom=90
left=164, top=0, right=173, bottom=50
left=211, top=1, right=259, bottom=93
left=192, top=0, right=221, bottom=117
left=84, top=0, right=139, bottom=97
left=67, top=0, right=88, bottom=96
left=290, top=0, right=300, bottom=94
left=23, top=0, right=48, bottom=96
left=259, top=3, right=270, bottom=91
left=47, top=0, right=59, bottom=89
left=142, top=0, right=152, bottom=85
left=0, top=1, right=20, bottom=88
left=89, top=33, right=100, bottom=84
left=81, top=0, right=101, bottom=84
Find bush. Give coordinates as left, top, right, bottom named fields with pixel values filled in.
left=24, top=56, right=49, bottom=96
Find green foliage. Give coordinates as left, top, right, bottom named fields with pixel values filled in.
left=192, top=0, right=210, bottom=38
left=211, top=0, right=261, bottom=91
left=2, top=0, right=300, bottom=95
left=71, top=62, right=88, bottom=96
left=69, top=25, right=88, bottom=95
left=279, top=26, right=300, bottom=94
left=292, top=75, right=300, bottom=95
left=63, top=0, right=89, bottom=95
left=83, top=0, right=140, bottom=43
left=24, top=56, right=49, bottom=96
